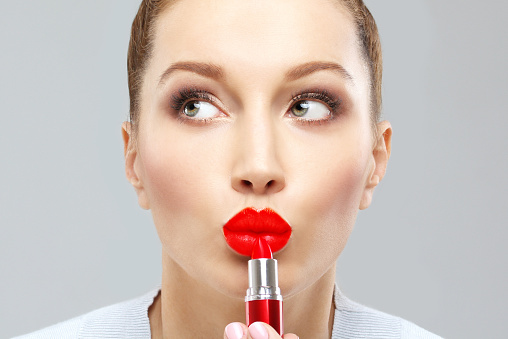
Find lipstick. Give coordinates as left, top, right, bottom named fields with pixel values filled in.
left=245, top=237, right=283, bottom=335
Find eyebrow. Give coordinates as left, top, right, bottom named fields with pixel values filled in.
left=285, top=61, right=354, bottom=84
left=157, top=60, right=354, bottom=87
left=158, top=62, right=224, bottom=88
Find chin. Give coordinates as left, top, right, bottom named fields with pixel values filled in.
left=201, top=255, right=250, bottom=300
left=277, top=249, right=339, bottom=300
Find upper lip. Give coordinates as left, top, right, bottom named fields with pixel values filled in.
left=223, top=207, right=292, bottom=234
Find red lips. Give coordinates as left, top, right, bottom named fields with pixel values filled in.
left=223, top=208, right=292, bottom=256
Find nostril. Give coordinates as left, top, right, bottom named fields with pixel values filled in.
left=242, top=180, right=253, bottom=188
left=233, top=177, right=285, bottom=194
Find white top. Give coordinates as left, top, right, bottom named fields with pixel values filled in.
left=13, top=286, right=442, bottom=338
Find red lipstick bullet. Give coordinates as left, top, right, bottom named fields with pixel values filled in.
left=245, top=237, right=283, bottom=335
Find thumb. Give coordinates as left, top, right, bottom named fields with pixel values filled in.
left=247, top=322, right=299, bottom=339
left=224, top=322, right=248, bottom=339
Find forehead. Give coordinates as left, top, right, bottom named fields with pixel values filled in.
left=148, top=0, right=366, bottom=89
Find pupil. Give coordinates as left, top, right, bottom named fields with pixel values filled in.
left=293, top=101, right=309, bottom=116
left=185, top=101, right=200, bottom=117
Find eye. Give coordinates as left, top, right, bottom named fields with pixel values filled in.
left=290, top=100, right=331, bottom=120
left=183, top=100, right=220, bottom=119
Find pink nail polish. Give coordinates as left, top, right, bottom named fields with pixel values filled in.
left=249, top=322, right=269, bottom=339
left=226, top=322, right=244, bottom=339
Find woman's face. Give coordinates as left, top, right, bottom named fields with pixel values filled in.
left=124, top=0, right=389, bottom=299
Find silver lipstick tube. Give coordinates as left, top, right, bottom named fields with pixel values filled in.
left=245, top=258, right=282, bottom=301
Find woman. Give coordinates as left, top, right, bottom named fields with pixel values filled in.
left=16, top=0, right=441, bottom=338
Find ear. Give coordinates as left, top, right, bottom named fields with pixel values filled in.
left=122, top=122, right=150, bottom=210
left=359, top=121, right=392, bottom=210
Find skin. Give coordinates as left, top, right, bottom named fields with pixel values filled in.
left=122, top=0, right=392, bottom=338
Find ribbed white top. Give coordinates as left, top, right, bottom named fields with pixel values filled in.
left=332, top=288, right=441, bottom=338
left=13, top=286, right=442, bottom=338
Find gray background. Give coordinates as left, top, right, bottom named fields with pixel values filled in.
left=1, top=1, right=506, bottom=338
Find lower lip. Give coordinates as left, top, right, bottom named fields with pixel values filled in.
left=223, top=231, right=290, bottom=256
left=223, top=208, right=292, bottom=256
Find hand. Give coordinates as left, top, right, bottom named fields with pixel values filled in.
left=224, top=322, right=299, bottom=339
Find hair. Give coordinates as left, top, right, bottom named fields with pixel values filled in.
left=127, top=0, right=382, bottom=131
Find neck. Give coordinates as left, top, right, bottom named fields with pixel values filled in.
left=150, top=255, right=336, bottom=338
left=284, top=268, right=336, bottom=338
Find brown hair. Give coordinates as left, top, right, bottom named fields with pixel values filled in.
left=127, top=0, right=382, bottom=129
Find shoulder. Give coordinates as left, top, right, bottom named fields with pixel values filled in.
left=12, top=288, right=160, bottom=339
left=11, top=314, right=84, bottom=339
left=332, top=286, right=442, bottom=339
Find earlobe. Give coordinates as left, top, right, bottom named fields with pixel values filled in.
left=359, top=121, right=392, bottom=210
left=122, top=122, right=150, bottom=210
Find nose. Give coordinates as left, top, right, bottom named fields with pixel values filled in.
left=231, top=114, right=286, bottom=195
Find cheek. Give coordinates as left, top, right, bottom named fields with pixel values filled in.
left=288, top=128, right=371, bottom=225
left=294, top=147, right=368, bottom=246
left=278, top=130, right=372, bottom=293
left=314, top=151, right=368, bottom=244
left=140, top=143, right=197, bottom=211
left=137, top=127, right=225, bottom=251
left=138, top=121, right=226, bottom=213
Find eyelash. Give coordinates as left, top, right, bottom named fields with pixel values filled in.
left=289, top=89, right=342, bottom=124
left=170, top=87, right=213, bottom=111
left=170, top=87, right=217, bottom=124
left=169, top=87, right=342, bottom=124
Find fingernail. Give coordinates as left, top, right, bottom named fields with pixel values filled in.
left=249, top=322, right=269, bottom=339
left=226, top=322, right=244, bottom=339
